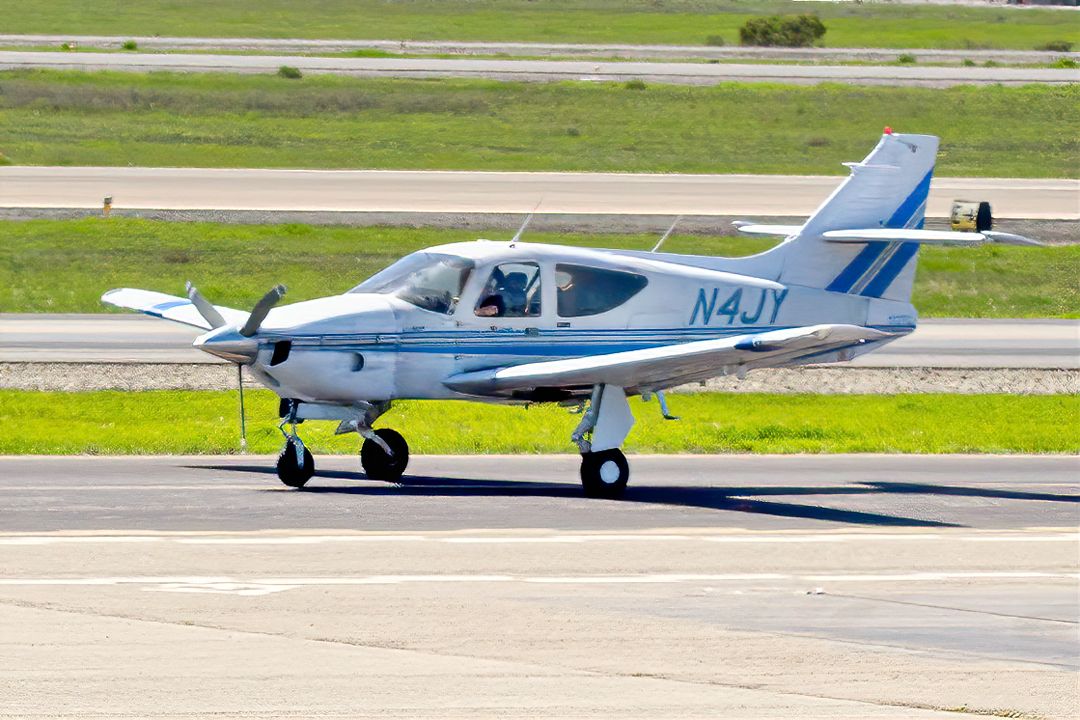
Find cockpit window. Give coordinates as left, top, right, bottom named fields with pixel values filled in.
left=555, top=264, right=648, bottom=317
left=350, top=252, right=474, bottom=315
left=475, top=262, right=542, bottom=318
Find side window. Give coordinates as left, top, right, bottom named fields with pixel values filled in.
left=556, top=264, right=648, bottom=318
left=475, top=262, right=542, bottom=318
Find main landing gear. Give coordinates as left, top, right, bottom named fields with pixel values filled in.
left=572, top=384, right=635, bottom=498
left=275, top=400, right=410, bottom=488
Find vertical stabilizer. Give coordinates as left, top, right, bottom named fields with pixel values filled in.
left=778, top=131, right=939, bottom=303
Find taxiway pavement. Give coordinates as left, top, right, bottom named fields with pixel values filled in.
left=2, top=315, right=1076, bottom=368
left=3, top=167, right=1076, bottom=220
left=2, top=35, right=1074, bottom=65
left=0, top=454, right=1077, bottom=718
left=1, top=50, right=1077, bottom=87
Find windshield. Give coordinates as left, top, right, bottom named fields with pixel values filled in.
left=350, top=252, right=474, bottom=315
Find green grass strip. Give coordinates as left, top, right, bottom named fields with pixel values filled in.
left=2, top=219, right=1076, bottom=318
left=0, top=71, right=1076, bottom=177
left=7, top=1, right=1078, bottom=50
left=1, top=390, right=1074, bottom=455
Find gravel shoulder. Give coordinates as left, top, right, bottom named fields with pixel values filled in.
left=3, top=362, right=1075, bottom=395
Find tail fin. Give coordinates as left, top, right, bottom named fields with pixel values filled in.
left=778, top=131, right=939, bottom=303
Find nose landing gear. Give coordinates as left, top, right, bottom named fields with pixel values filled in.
left=273, top=399, right=411, bottom=488
left=276, top=418, right=314, bottom=488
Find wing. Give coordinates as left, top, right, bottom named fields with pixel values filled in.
left=101, top=288, right=248, bottom=330
left=445, top=324, right=898, bottom=397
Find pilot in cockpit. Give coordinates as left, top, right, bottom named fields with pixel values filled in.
left=477, top=269, right=529, bottom=318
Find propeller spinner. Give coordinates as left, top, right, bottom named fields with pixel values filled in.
left=190, top=283, right=287, bottom=363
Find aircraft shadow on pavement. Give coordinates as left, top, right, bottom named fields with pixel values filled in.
left=185, top=464, right=1010, bottom=528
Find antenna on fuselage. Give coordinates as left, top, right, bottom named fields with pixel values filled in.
left=510, top=198, right=544, bottom=247
left=650, top=215, right=682, bottom=253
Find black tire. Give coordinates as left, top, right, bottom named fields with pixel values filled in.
left=277, top=439, right=315, bottom=488
left=580, top=448, right=630, bottom=499
left=361, top=428, right=410, bottom=481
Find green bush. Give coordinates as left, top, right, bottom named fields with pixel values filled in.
left=1037, top=40, right=1074, bottom=52
left=277, top=65, right=303, bottom=79
left=121, top=39, right=137, bottom=51
left=624, top=78, right=646, bottom=90
left=738, top=14, right=826, bottom=48
left=897, top=53, right=917, bottom=64
left=962, top=59, right=976, bottom=67
left=1054, top=57, right=1078, bottom=69
left=704, top=34, right=725, bottom=47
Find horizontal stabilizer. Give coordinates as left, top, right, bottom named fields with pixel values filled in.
left=101, top=288, right=248, bottom=330
left=734, top=223, right=803, bottom=237
left=823, top=228, right=1043, bottom=246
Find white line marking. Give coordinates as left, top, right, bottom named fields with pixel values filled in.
left=0, top=536, right=165, bottom=545
left=1, top=532, right=1075, bottom=546
left=1, top=572, right=1076, bottom=594
left=525, top=574, right=788, bottom=584
left=960, top=535, right=1080, bottom=543
left=803, top=572, right=1080, bottom=582
left=701, top=533, right=945, bottom=543
left=174, top=535, right=428, bottom=545
left=441, top=534, right=691, bottom=544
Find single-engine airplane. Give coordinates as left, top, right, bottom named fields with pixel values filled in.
left=103, top=130, right=1035, bottom=496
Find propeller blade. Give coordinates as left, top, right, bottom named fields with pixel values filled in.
left=239, top=284, right=286, bottom=337
left=185, top=281, right=227, bottom=329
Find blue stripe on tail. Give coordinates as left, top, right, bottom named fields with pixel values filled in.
left=826, top=167, right=934, bottom=295
left=825, top=242, right=889, bottom=293
left=859, top=241, right=920, bottom=298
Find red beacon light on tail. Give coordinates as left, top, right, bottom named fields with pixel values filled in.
left=883, top=126, right=893, bottom=135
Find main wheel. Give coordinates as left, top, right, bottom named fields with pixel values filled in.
left=580, top=448, right=629, bottom=498
left=277, top=438, right=315, bottom=488
left=361, top=428, right=410, bottom=481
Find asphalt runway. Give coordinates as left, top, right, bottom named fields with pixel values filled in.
left=2, top=314, right=1076, bottom=368
left=1, top=455, right=1077, bottom=718
left=3, top=166, right=1077, bottom=220
left=2, top=49, right=1077, bottom=87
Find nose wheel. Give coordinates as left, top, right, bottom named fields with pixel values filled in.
left=360, top=428, right=410, bottom=481
left=277, top=436, right=314, bottom=488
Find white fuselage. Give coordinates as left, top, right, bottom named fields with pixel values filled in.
left=228, top=240, right=915, bottom=405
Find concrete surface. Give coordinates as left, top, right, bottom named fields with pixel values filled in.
left=2, top=49, right=1077, bottom=86
left=2, top=315, right=1076, bottom=368
left=0, top=454, right=1077, bottom=718
left=2, top=35, right=1075, bottom=65
left=2, top=167, right=1077, bottom=220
